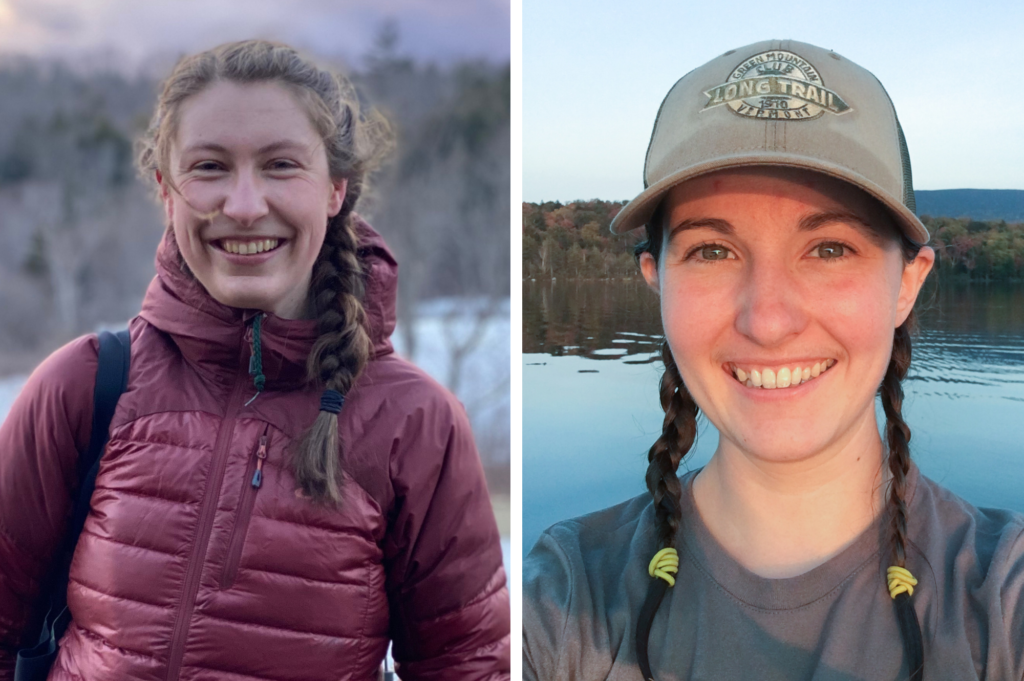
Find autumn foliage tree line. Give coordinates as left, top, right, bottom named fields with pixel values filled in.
left=522, top=200, right=1024, bottom=282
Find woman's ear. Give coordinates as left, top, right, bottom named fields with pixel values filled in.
left=328, top=178, right=348, bottom=217
left=156, top=170, right=173, bottom=223
left=895, top=245, right=935, bottom=326
left=640, top=252, right=661, bottom=294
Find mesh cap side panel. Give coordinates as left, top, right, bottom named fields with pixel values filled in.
left=896, top=119, right=916, bottom=214
left=869, top=72, right=917, bottom=215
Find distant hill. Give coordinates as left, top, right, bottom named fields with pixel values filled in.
left=916, top=189, right=1024, bottom=222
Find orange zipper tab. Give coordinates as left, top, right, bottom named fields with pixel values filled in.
left=251, top=435, right=268, bottom=488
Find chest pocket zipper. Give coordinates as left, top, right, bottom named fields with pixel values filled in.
left=220, top=423, right=270, bottom=589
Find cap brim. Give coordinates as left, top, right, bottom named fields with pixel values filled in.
left=609, top=153, right=929, bottom=244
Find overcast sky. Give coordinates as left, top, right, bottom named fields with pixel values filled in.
left=525, top=0, right=1024, bottom=202
left=0, top=0, right=509, bottom=68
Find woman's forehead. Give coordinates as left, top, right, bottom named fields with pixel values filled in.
left=663, top=166, right=897, bottom=245
left=663, top=167, right=895, bottom=234
left=174, top=80, right=321, bottom=151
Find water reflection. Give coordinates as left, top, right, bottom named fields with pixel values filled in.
left=523, top=279, right=1024, bottom=552
left=524, top=279, right=663, bottom=360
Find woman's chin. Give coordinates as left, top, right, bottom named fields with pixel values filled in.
left=720, top=426, right=838, bottom=465
left=205, top=280, right=284, bottom=314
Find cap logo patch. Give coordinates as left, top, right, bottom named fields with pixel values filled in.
left=703, top=50, right=851, bottom=120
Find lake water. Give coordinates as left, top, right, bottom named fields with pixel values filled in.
left=523, top=279, right=1024, bottom=552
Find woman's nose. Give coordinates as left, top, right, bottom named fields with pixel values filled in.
left=221, top=171, right=269, bottom=227
left=733, top=261, right=809, bottom=347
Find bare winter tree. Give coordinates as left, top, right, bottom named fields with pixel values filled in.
left=368, top=56, right=510, bottom=367
left=15, top=111, right=137, bottom=337
left=0, top=82, right=160, bottom=360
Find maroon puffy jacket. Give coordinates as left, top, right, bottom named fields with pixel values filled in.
left=0, top=218, right=510, bottom=680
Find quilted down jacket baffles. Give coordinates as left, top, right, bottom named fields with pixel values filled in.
left=0, top=218, right=510, bottom=680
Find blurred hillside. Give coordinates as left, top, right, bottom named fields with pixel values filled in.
left=0, top=40, right=510, bottom=477
left=916, top=189, right=1024, bottom=223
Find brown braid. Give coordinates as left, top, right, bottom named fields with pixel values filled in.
left=879, top=228, right=925, bottom=574
left=646, top=340, right=700, bottom=547
left=880, top=315, right=925, bottom=680
left=634, top=208, right=704, bottom=680
left=294, top=195, right=372, bottom=504
left=881, top=318, right=914, bottom=567
left=636, top=203, right=699, bottom=547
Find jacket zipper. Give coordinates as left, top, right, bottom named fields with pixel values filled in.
left=220, top=423, right=270, bottom=589
left=165, top=350, right=250, bottom=681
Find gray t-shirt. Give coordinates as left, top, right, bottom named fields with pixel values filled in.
left=523, top=464, right=1024, bottom=681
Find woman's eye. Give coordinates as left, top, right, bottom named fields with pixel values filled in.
left=698, top=244, right=731, bottom=261
left=814, top=242, right=846, bottom=259
left=192, top=161, right=223, bottom=172
left=268, top=159, right=299, bottom=171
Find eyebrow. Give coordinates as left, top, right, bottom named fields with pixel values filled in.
left=666, top=211, right=888, bottom=246
left=181, top=140, right=311, bottom=156
left=798, top=211, right=889, bottom=247
left=666, top=218, right=734, bottom=240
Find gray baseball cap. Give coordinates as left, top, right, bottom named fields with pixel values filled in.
left=610, top=39, right=929, bottom=243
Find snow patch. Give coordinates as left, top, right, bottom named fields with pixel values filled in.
left=0, top=375, right=25, bottom=425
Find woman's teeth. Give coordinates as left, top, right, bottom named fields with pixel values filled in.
left=734, top=359, right=835, bottom=389
left=219, top=238, right=280, bottom=255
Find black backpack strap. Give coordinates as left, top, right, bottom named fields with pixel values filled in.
left=15, top=329, right=131, bottom=681
left=78, top=329, right=131, bottom=513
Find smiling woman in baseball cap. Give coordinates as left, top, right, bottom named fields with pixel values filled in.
left=523, top=40, right=1024, bottom=680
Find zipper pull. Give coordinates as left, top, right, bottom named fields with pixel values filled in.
left=251, top=435, right=268, bottom=488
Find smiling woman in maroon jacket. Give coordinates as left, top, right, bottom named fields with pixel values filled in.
left=0, top=40, right=509, bottom=681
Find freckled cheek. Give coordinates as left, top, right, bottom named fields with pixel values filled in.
left=169, top=204, right=216, bottom=273
left=812, top=278, right=897, bottom=364
left=267, top=187, right=329, bottom=229
left=169, top=205, right=196, bottom=246
left=176, top=179, right=226, bottom=213
left=660, top=280, right=732, bottom=362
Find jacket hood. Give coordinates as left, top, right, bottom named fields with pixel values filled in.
left=140, top=215, right=398, bottom=391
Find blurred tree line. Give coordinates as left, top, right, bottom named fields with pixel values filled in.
left=522, top=201, right=1024, bottom=283
left=921, top=215, right=1024, bottom=281
left=364, top=27, right=510, bottom=361
left=0, top=38, right=510, bottom=374
left=522, top=200, right=638, bottom=280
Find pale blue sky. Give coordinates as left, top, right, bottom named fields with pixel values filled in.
left=0, top=0, right=509, bottom=68
left=524, top=0, right=1024, bottom=202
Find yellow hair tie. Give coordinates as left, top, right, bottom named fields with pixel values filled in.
left=648, top=548, right=679, bottom=587
left=887, top=565, right=918, bottom=599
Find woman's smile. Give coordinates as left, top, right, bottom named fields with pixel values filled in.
left=726, top=358, right=836, bottom=390
left=213, top=237, right=284, bottom=255
left=209, top=236, right=289, bottom=266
